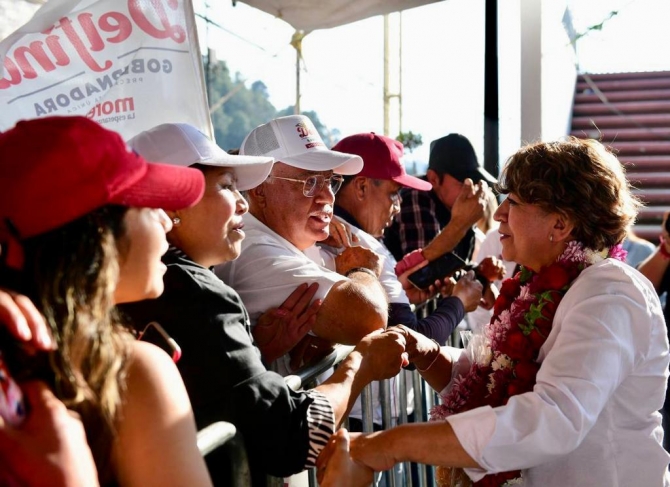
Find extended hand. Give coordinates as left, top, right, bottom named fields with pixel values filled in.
left=390, top=325, right=440, bottom=369
left=479, top=282, right=498, bottom=310
left=452, top=271, right=483, bottom=312
left=254, top=283, right=321, bottom=364
left=322, top=219, right=358, bottom=248
left=356, top=329, right=408, bottom=381
left=0, top=288, right=54, bottom=351
left=349, top=431, right=398, bottom=472
left=476, top=256, right=506, bottom=282
left=316, top=429, right=373, bottom=487
left=450, top=179, right=488, bottom=229
left=0, top=381, right=99, bottom=487
left=335, top=246, right=382, bottom=277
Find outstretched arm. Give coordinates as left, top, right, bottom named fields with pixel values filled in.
left=348, top=421, right=479, bottom=472
left=421, top=180, right=489, bottom=262
left=315, top=246, right=389, bottom=345
left=315, top=330, right=408, bottom=427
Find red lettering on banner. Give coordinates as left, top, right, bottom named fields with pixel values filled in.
left=0, top=0, right=186, bottom=90
left=0, top=58, right=22, bottom=89
left=13, top=41, right=56, bottom=79
left=44, top=31, right=70, bottom=67
left=99, top=12, right=132, bottom=43
left=59, top=17, right=112, bottom=72
left=78, top=13, right=105, bottom=52
left=128, top=0, right=185, bottom=43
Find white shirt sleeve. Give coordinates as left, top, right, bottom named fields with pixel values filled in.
left=446, top=261, right=667, bottom=480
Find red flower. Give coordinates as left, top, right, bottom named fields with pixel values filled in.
left=500, top=277, right=521, bottom=299
left=527, top=328, right=547, bottom=349
left=493, top=294, right=513, bottom=316
left=475, top=470, right=522, bottom=487
left=515, top=360, right=540, bottom=383
left=507, top=378, right=533, bottom=397
left=534, top=292, right=563, bottom=332
left=499, top=330, right=534, bottom=360
left=535, top=263, right=570, bottom=290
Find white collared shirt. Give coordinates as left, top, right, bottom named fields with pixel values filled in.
left=446, top=259, right=670, bottom=486
left=214, top=213, right=345, bottom=376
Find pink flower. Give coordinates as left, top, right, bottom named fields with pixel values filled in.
left=609, top=244, right=627, bottom=262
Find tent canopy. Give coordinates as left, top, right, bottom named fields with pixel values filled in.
left=236, top=0, right=442, bottom=32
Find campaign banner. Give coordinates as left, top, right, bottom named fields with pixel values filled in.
left=0, top=0, right=212, bottom=140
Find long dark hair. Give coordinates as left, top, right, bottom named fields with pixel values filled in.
left=2, top=204, right=134, bottom=484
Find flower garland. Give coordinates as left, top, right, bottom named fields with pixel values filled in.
left=431, top=241, right=626, bottom=487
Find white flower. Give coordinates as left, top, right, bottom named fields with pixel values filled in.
left=487, top=377, right=496, bottom=394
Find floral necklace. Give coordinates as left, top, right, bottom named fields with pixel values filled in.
left=431, top=241, right=627, bottom=487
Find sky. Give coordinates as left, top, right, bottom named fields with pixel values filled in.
left=191, top=0, right=670, bottom=172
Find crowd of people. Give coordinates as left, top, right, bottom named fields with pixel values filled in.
left=1, top=113, right=669, bottom=487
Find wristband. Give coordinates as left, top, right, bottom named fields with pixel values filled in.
left=660, top=237, right=670, bottom=260
left=345, top=267, right=377, bottom=278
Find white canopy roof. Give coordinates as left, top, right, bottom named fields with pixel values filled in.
left=237, top=0, right=442, bottom=31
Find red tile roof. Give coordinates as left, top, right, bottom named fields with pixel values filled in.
left=571, top=71, right=670, bottom=243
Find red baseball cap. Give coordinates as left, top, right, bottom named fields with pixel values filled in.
left=332, top=133, right=432, bottom=191
left=0, top=116, right=205, bottom=264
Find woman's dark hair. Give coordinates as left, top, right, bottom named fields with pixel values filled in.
left=4, top=204, right=134, bottom=483
left=496, top=137, right=640, bottom=250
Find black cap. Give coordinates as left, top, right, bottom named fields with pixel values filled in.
left=428, top=133, right=497, bottom=184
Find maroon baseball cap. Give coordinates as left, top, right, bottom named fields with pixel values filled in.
left=332, top=133, right=431, bottom=191
left=0, top=116, right=205, bottom=267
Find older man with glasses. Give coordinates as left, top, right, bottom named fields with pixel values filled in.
left=215, top=115, right=389, bottom=376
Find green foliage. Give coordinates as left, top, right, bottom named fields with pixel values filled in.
left=396, top=131, right=423, bottom=153
left=204, top=58, right=334, bottom=150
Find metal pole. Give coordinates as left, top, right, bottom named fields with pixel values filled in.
left=399, top=11, right=403, bottom=134
left=295, top=44, right=301, bottom=114
left=383, top=14, right=390, bottom=136
left=484, top=0, right=500, bottom=179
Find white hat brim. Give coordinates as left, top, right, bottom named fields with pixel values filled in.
left=279, top=148, right=363, bottom=175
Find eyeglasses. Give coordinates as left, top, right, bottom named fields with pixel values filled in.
left=270, top=174, right=344, bottom=197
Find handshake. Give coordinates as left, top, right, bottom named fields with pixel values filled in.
left=354, top=325, right=443, bottom=384
left=319, top=326, right=444, bottom=486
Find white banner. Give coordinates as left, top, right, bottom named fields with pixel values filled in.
left=0, top=0, right=212, bottom=140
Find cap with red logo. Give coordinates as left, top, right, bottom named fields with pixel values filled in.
left=0, top=116, right=205, bottom=268
left=332, top=133, right=432, bottom=191
left=241, top=115, right=362, bottom=175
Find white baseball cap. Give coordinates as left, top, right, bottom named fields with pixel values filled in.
left=240, top=115, right=363, bottom=175
left=128, top=123, right=274, bottom=191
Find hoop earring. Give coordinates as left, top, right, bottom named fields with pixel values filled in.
left=172, top=217, right=181, bottom=226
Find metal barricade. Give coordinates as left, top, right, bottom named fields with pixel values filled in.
left=268, top=296, right=451, bottom=487
left=197, top=421, right=252, bottom=486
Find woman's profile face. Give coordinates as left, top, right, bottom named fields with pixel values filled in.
left=494, top=194, right=560, bottom=272
left=169, top=168, right=248, bottom=268
left=114, top=208, right=172, bottom=304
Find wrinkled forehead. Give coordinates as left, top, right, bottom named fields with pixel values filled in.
left=271, top=161, right=333, bottom=179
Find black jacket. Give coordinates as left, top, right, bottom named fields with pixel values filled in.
left=119, top=250, right=314, bottom=486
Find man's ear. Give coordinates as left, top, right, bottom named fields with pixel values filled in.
left=353, top=177, right=368, bottom=200
left=426, top=169, right=440, bottom=188
left=248, top=183, right=267, bottom=209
